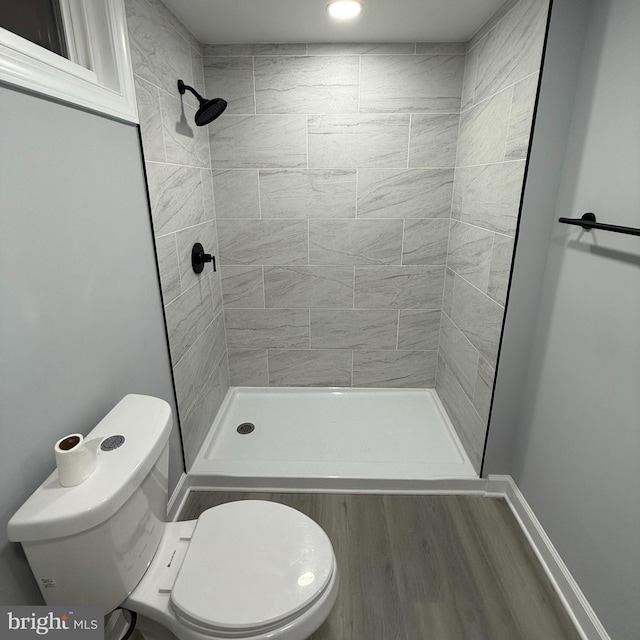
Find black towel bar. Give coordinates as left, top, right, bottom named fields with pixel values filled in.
left=558, top=213, right=640, bottom=237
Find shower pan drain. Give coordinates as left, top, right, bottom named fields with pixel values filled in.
left=237, top=422, right=255, bottom=435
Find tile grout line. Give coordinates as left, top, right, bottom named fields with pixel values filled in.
left=502, top=85, right=516, bottom=161
left=461, top=69, right=541, bottom=116
left=251, top=55, right=257, bottom=115
left=256, top=169, right=263, bottom=220
left=406, top=113, right=413, bottom=169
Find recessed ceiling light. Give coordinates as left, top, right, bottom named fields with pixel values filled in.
left=327, top=0, right=364, bottom=20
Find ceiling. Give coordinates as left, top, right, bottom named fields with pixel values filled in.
left=160, top=0, right=509, bottom=45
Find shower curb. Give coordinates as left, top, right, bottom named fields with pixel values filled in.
left=486, top=475, right=611, bottom=640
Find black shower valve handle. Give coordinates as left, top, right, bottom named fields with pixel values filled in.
left=191, top=243, right=216, bottom=274
left=197, top=251, right=214, bottom=264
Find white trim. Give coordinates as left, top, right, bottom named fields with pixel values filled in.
left=487, top=475, right=611, bottom=640
left=59, top=0, right=93, bottom=70
left=0, top=0, right=138, bottom=123
left=167, top=472, right=190, bottom=521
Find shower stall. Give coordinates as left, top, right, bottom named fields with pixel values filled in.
left=125, top=0, right=550, bottom=485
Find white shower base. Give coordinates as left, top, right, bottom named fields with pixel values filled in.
left=189, top=387, right=477, bottom=491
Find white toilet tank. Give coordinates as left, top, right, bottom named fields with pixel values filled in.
left=7, top=395, right=173, bottom=614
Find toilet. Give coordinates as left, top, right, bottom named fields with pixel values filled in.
left=7, top=395, right=339, bottom=640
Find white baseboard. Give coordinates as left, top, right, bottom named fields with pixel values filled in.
left=486, top=475, right=610, bottom=640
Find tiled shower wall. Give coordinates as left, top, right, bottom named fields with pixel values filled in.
left=437, top=0, right=550, bottom=470
left=125, top=0, right=229, bottom=467
left=205, top=42, right=467, bottom=387
left=125, top=0, right=548, bottom=472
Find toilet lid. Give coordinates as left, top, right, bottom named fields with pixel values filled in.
left=170, top=500, right=335, bottom=634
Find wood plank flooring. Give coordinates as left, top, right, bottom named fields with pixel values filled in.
left=179, top=493, right=581, bottom=640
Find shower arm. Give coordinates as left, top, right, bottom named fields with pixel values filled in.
left=177, top=79, right=205, bottom=103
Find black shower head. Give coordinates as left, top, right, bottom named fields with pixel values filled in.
left=177, top=79, right=227, bottom=126
left=194, top=97, right=227, bottom=126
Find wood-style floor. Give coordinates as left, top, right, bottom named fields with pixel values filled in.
left=179, top=493, right=581, bottom=640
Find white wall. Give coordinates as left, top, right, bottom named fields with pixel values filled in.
left=0, top=86, right=181, bottom=605
left=487, top=0, right=640, bottom=638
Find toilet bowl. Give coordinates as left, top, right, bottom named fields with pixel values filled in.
left=7, top=395, right=339, bottom=640
left=126, top=500, right=340, bottom=640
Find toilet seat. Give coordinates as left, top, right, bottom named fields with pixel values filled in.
left=170, top=501, right=335, bottom=637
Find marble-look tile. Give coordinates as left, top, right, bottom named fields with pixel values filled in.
left=225, top=308, right=309, bottom=349
left=446, top=220, right=494, bottom=292
left=309, top=219, right=403, bottom=265
left=468, top=0, right=520, bottom=51
left=308, top=115, right=411, bottom=168
left=473, top=357, right=495, bottom=423
left=264, top=266, right=353, bottom=308
left=146, top=162, right=204, bottom=235
left=460, top=45, right=479, bottom=112
left=227, top=349, right=269, bottom=386
left=221, top=347, right=231, bottom=384
left=456, top=88, right=512, bottom=167
left=155, top=234, right=181, bottom=304
left=204, top=57, right=255, bottom=114
left=442, top=267, right=455, bottom=317
left=255, top=56, right=359, bottom=114
left=416, top=43, right=467, bottom=54
left=126, top=0, right=193, bottom=97
left=219, top=352, right=231, bottom=403
left=439, top=313, right=480, bottom=399
left=176, top=221, right=218, bottom=292
left=182, top=368, right=224, bottom=468
left=307, top=43, right=415, bottom=55
left=398, top=310, right=441, bottom=351
left=189, top=312, right=226, bottom=385
left=355, top=266, right=445, bottom=310
left=408, top=114, right=459, bottom=168
left=474, top=0, right=548, bottom=103
left=134, top=76, right=165, bottom=162
left=360, top=55, right=464, bottom=113
left=357, top=169, right=454, bottom=219
left=268, top=350, right=352, bottom=387
left=160, top=91, right=211, bottom=167
left=456, top=162, right=526, bottom=235
left=311, top=309, right=398, bottom=350
left=212, top=170, right=260, bottom=218
left=217, top=219, right=308, bottom=265
left=435, top=356, right=485, bottom=472
left=353, top=351, right=436, bottom=388
left=402, top=219, right=450, bottom=265
left=221, top=266, right=264, bottom=308
left=487, top=234, right=515, bottom=305
left=451, top=168, right=465, bottom=218
left=449, top=274, right=504, bottom=368
left=145, top=0, right=201, bottom=50
left=165, top=279, right=214, bottom=363
left=259, top=170, right=357, bottom=219
left=505, top=72, right=539, bottom=160
left=208, top=269, right=224, bottom=317
left=172, top=353, right=195, bottom=418
left=210, top=115, right=307, bottom=168
left=203, top=44, right=307, bottom=56
left=191, top=47, right=205, bottom=98
left=201, top=169, right=215, bottom=221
